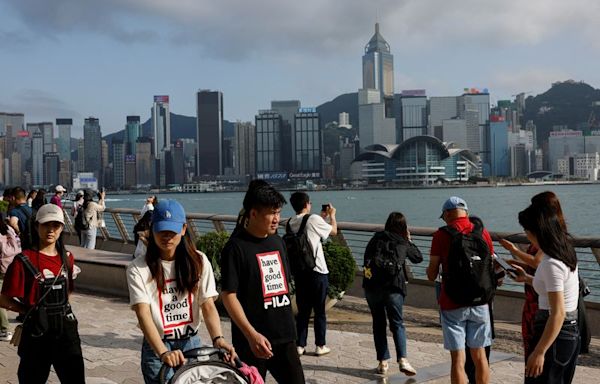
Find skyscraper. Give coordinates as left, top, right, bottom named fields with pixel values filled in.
left=43, top=152, right=60, bottom=186
left=234, top=121, right=256, bottom=177
left=31, top=127, right=44, bottom=186
left=136, top=138, right=154, bottom=186
left=152, top=96, right=170, bottom=186
left=152, top=96, right=170, bottom=158
left=397, top=90, right=428, bottom=142
left=56, top=118, right=72, bottom=162
left=0, top=113, right=24, bottom=137
left=362, top=23, right=394, bottom=117
left=293, top=108, right=321, bottom=176
left=125, top=115, right=141, bottom=155
left=83, top=117, right=102, bottom=184
left=271, top=100, right=300, bottom=172
left=112, top=140, right=125, bottom=189
left=255, top=110, right=282, bottom=174
left=196, top=90, right=223, bottom=176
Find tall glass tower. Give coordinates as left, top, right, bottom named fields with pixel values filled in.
left=362, top=23, right=394, bottom=117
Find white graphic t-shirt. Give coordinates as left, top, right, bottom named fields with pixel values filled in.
left=127, top=251, right=218, bottom=339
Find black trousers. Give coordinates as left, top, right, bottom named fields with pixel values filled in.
left=17, top=317, right=85, bottom=383
left=237, top=340, right=305, bottom=384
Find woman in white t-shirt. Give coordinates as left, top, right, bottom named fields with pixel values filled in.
left=511, top=203, right=579, bottom=384
left=127, top=200, right=236, bottom=384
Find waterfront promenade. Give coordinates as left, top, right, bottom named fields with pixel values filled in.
left=0, top=292, right=598, bottom=383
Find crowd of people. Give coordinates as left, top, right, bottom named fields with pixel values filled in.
left=0, top=181, right=590, bottom=384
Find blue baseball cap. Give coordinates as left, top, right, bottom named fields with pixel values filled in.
left=440, top=196, right=468, bottom=218
left=152, top=200, right=186, bottom=233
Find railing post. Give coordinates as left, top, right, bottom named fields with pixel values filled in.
left=212, top=220, right=226, bottom=233
left=112, top=212, right=130, bottom=243
left=187, top=219, right=199, bottom=240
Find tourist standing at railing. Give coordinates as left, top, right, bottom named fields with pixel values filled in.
left=31, top=188, right=47, bottom=211
left=363, top=211, right=422, bottom=376
left=220, top=182, right=305, bottom=383
left=7, top=187, right=32, bottom=236
left=509, top=203, right=580, bottom=384
left=426, top=196, right=494, bottom=384
left=288, top=192, right=337, bottom=358
left=25, top=190, right=36, bottom=208
left=127, top=200, right=236, bottom=384
left=50, top=185, right=66, bottom=208
left=141, top=195, right=157, bottom=216
left=0, top=204, right=85, bottom=383
left=501, top=191, right=591, bottom=359
left=0, top=216, right=20, bottom=342
left=80, top=189, right=105, bottom=249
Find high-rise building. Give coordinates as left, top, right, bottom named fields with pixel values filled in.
left=124, top=155, right=137, bottom=188
left=362, top=23, right=394, bottom=117
left=429, top=97, right=458, bottom=138
left=490, top=118, right=510, bottom=177
left=152, top=96, right=170, bottom=158
left=125, top=115, right=141, bottom=155
left=152, top=96, right=170, bottom=186
left=293, top=109, right=321, bottom=176
left=397, top=90, right=427, bottom=142
left=234, top=122, right=256, bottom=177
left=14, top=130, right=31, bottom=186
left=196, top=90, right=223, bottom=176
left=113, top=140, right=125, bottom=189
left=27, top=122, right=54, bottom=153
left=255, top=110, right=282, bottom=174
left=56, top=119, right=72, bottom=163
left=43, top=152, right=60, bottom=186
left=338, top=112, right=352, bottom=129
left=77, top=139, right=85, bottom=172
left=271, top=100, right=300, bottom=171
left=135, top=138, right=154, bottom=186
left=83, top=117, right=102, bottom=183
left=168, top=140, right=185, bottom=185
left=358, top=89, right=395, bottom=148
left=0, top=113, right=24, bottom=137
left=460, top=91, right=490, bottom=163
left=31, top=127, right=44, bottom=186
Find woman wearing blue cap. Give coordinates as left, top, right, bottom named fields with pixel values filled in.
left=127, top=200, right=237, bottom=383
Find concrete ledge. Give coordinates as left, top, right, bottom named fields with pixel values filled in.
left=67, top=245, right=132, bottom=299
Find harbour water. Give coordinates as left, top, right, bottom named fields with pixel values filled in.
left=105, top=183, right=600, bottom=236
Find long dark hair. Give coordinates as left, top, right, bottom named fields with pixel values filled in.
left=145, top=225, right=203, bottom=293
left=31, top=189, right=47, bottom=210
left=384, top=211, right=409, bottom=240
left=518, top=204, right=577, bottom=271
left=531, top=191, right=567, bottom=231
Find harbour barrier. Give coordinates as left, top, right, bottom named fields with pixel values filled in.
left=62, top=206, right=600, bottom=336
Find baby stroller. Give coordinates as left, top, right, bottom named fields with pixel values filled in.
left=159, top=347, right=250, bottom=384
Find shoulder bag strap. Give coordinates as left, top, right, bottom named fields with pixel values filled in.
left=16, top=253, right=42, bottom=281
left=298, top=214, right=311, bottom=234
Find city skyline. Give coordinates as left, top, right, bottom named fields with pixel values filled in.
left=2, top=1, right=600, bottom=137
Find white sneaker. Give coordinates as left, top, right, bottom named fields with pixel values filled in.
left=0, top=330, right=13, bottom=342
left=376, top=360, right=389, bottom=375
left=315, top=345, right=331, bottom=356
left=296, top=346, right=305, bottom=356
left=399, top=358, right=417, bottom=376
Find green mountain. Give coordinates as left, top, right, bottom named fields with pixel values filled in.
left=523, top=80, right=600, bottom=144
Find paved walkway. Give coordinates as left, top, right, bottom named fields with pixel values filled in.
left=0, top=292, right=597, bottom=383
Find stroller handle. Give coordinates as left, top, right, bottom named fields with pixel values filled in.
left=158, top=346, right=239, bottom=384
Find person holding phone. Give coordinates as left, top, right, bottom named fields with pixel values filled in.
left=510, top=203, right=580, bottom=383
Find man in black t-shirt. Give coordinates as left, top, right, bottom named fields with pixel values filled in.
left=220, top=182, right=304, bottom=383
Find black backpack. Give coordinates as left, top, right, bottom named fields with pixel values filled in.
left=283, top=214, right=316, bottom=276
left=74, top=206, right=90, bottom=231
left=365, top=234, right=405, bottom=281
left=441, top=217, right=495, bottom=306
left=15, top=205, right=34, bottom=250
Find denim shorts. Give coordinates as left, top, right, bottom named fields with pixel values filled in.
left=141, top=335, right=201, bottom=384
left=440, top=304, right=492, bottom=351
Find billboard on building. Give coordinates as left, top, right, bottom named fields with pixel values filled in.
left=153, top=95, right=169, bottom=103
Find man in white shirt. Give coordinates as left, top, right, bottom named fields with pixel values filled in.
left=288, top=192, right=337, bottom=357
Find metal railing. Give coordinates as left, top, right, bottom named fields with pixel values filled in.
left=62, top=206, right=600, bottom=303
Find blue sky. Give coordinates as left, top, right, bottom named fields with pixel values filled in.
left=1, top=0, right=599, bottom=137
